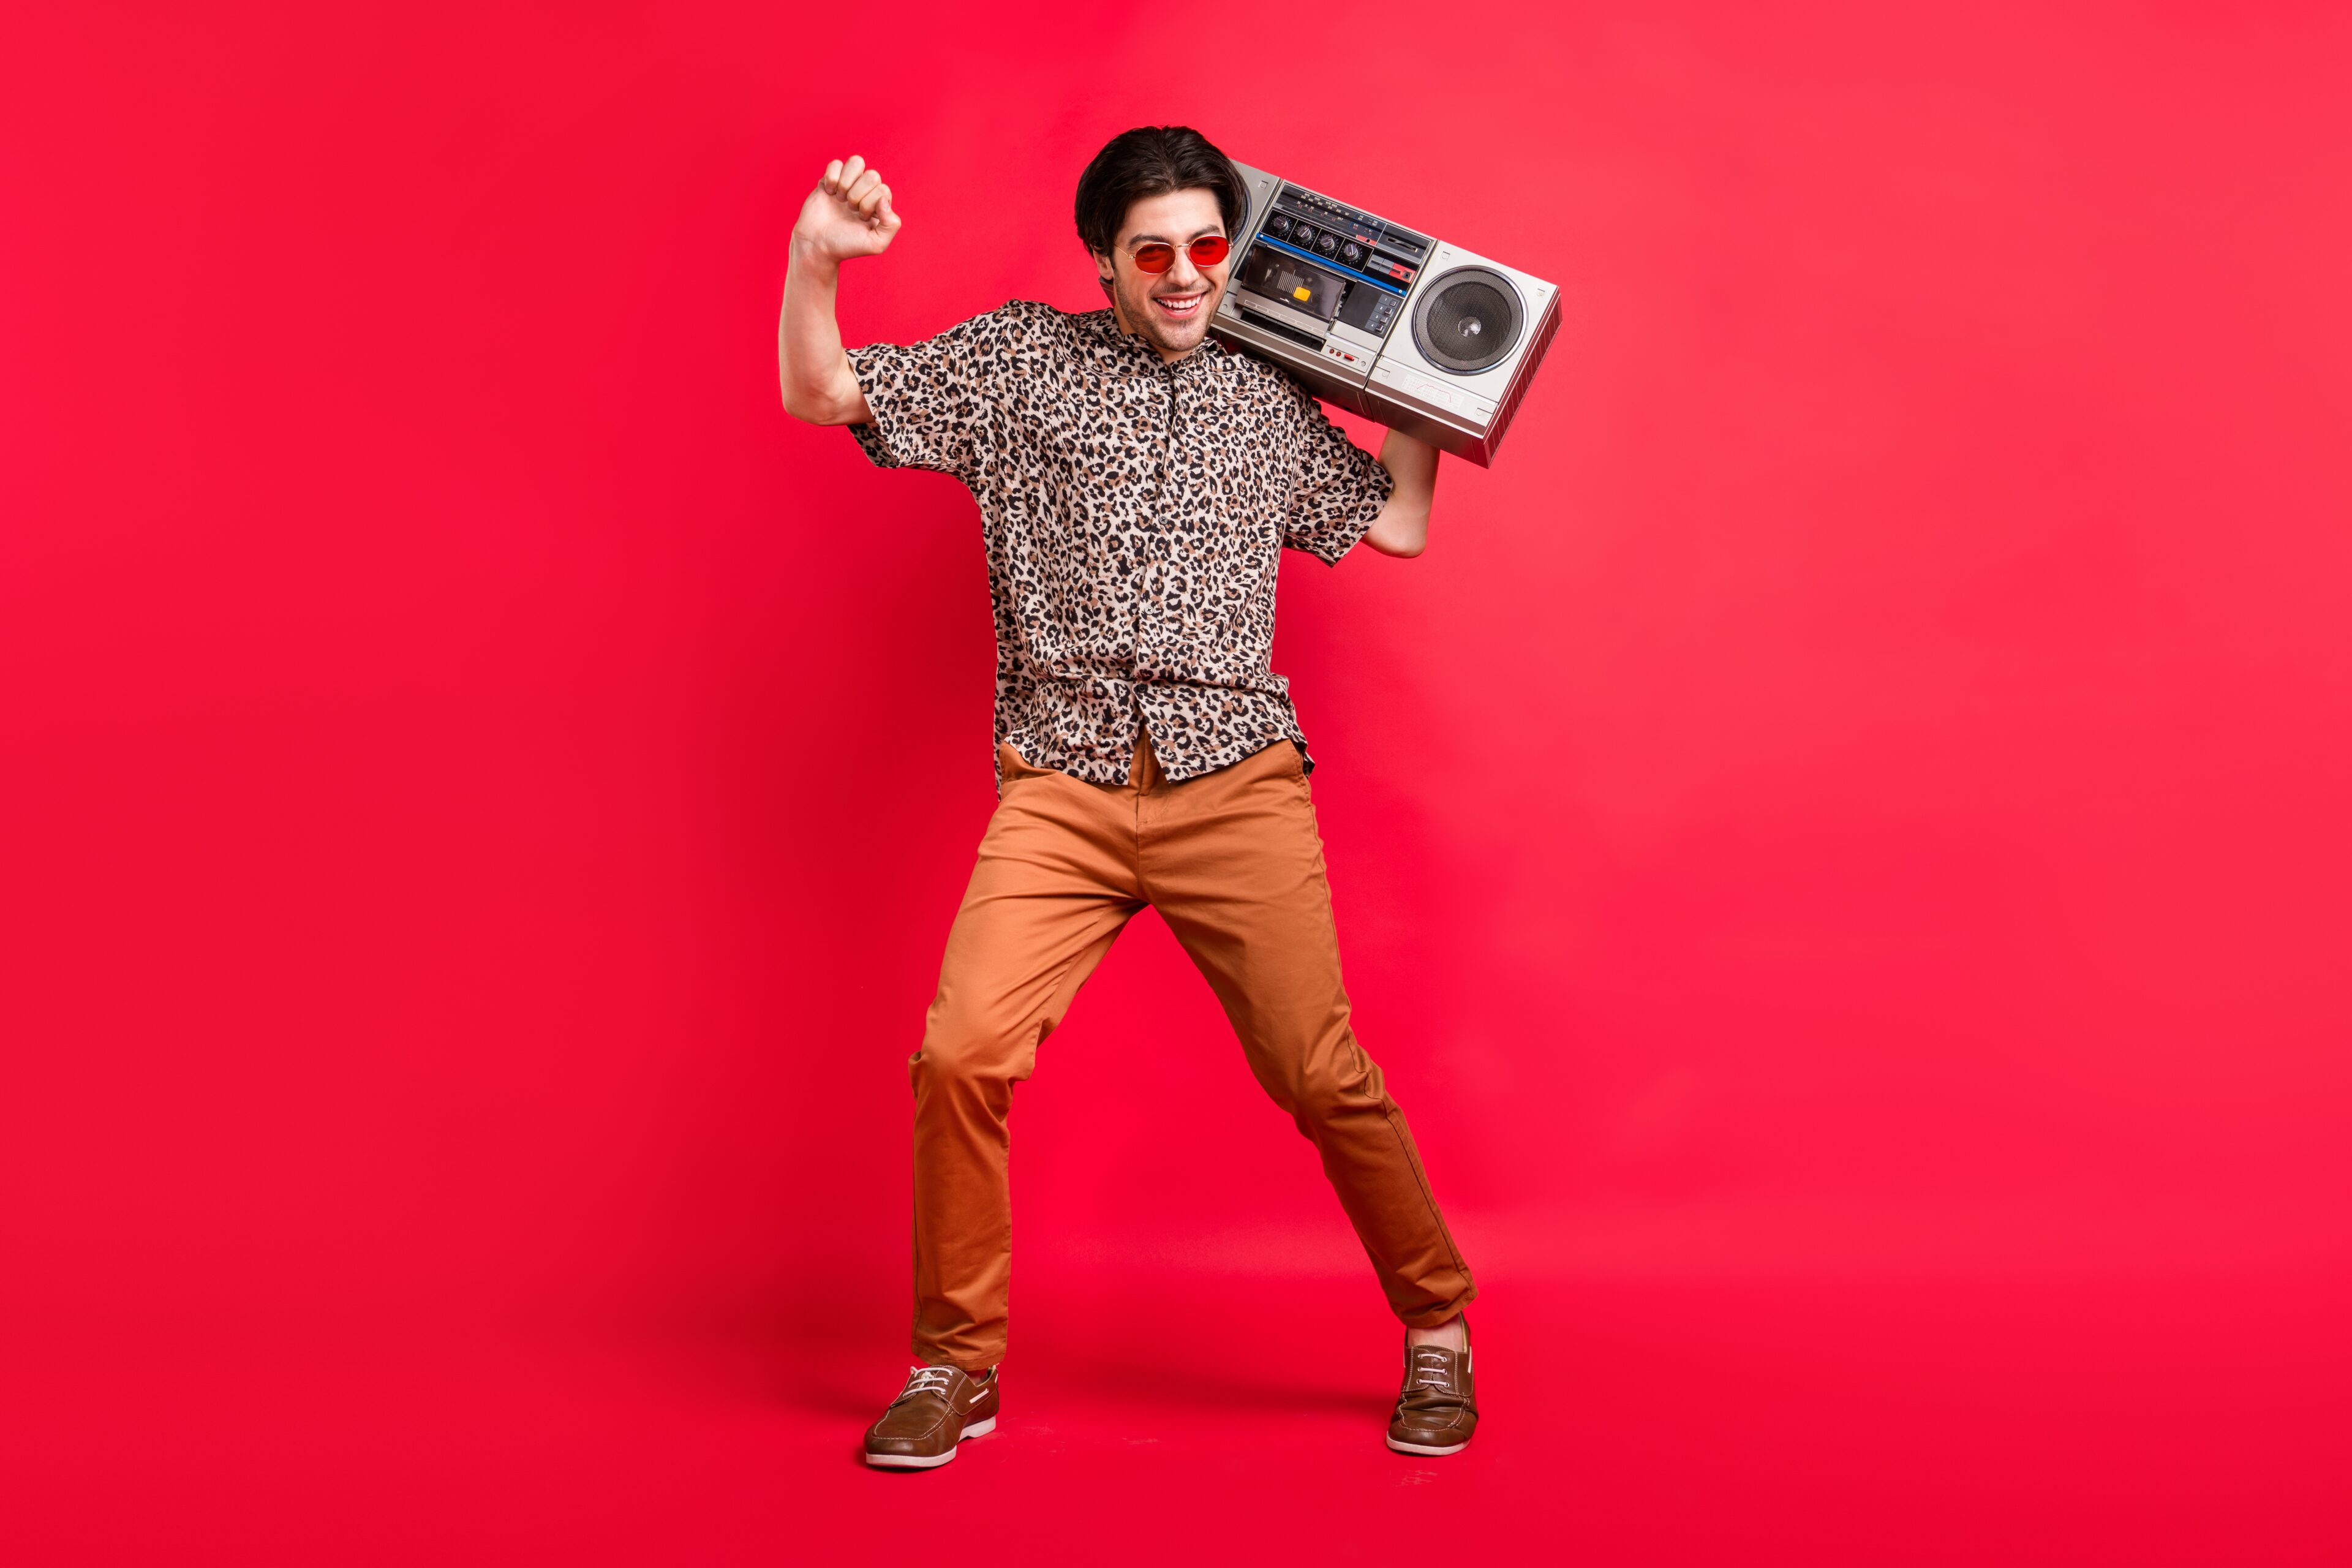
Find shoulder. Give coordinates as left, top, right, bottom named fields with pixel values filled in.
left=1202, top=334, right=1310, bottom=396
left=976, top=298, right=1080, bottom=344
left=1207, top=347, right=1325, bottom=427
left=940, top=300, right=1095, bottom=371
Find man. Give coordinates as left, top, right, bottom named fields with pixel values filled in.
left=777, top=126, right=1478, bottom=1468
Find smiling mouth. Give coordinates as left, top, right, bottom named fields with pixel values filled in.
left=1152, top=292, right=1207, bottom=321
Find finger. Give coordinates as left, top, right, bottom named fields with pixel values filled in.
left=836, top=155, right=867, bottom=195
left=873, top=186, right=896, bottom=224
left=821, top=157, right=843, bottom=195
left=846, top=168, right=883, bottom=211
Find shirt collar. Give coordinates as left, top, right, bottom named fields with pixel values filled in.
left=1080, top=307, right=1229, bottom=377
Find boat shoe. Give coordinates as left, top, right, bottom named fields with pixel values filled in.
left=863, top=1364, right=1000, bottom=1469
left=1386, top=1334, right=1477, bottom=1455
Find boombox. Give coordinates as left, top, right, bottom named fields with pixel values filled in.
left=1212, top=160, right=1559, bottom=467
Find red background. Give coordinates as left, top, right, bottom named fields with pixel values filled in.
left=4, top=1, right=2348, bottom=1561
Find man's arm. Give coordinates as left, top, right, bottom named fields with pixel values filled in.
left=778, top=155, right=899, bottom=426
left=1362, top=429, right=1438, bottom=557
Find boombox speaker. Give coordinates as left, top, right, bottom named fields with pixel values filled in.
left=1209, top=160, right=1559, bottom=467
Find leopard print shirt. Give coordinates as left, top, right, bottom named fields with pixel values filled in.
left=845, top=300, right=1393, bottom=791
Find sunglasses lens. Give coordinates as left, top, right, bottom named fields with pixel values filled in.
left=1188, top=236, right=1230, bottom=266
left=1131, top=243, right=1175, bottom=274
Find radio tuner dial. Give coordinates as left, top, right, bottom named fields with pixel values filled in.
left=1341, top=242, right=1364, bottom=266
left=1289, top=224, right=1315, bottom=250
left=1316, top=233, right=1338, bottom=256
left=1267, top=216, right=1292, bottom=238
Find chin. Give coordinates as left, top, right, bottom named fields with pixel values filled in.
left=1129, top=287, right=1219, bottom=352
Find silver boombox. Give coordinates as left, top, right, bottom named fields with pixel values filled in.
left=1212, top=160, right=1559, bottom=467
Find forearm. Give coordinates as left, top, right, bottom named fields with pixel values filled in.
left=778, top=239, right=870, bottom=425
left=1363, top=429, right=1438, bottom=557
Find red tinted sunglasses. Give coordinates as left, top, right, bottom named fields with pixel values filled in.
left=1125, top=235, right=1231, bottom=274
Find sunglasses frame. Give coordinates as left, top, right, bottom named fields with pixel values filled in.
left=1121, top=234, right=1232, bottom=275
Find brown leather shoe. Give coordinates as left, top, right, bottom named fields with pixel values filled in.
left=863, top=1364, right=1000, bottom=1469
left=1386, top=1333, right=1478, bottom=1455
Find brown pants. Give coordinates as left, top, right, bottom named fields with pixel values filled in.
left=910, top=727, right=1476, bottom=1370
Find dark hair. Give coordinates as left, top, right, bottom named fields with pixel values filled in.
left=1074, top=126, right=1245, bottom=261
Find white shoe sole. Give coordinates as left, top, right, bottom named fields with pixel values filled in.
left=1385, top=1433, right=1470, bottom=1456
left=865, top=1414, right=997, bottom=1469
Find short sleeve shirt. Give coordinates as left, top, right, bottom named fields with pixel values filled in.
left=844, top=301, right=1392, bottom=790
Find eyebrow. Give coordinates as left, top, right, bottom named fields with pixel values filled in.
left=1126, top=226, right=1226, bottom=244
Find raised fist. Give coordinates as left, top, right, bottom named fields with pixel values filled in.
left=793, top=155, right=901, bottom=262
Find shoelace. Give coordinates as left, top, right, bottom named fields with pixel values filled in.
left=1399, top=1348, right=1469, bottom=1412
left=891, top=1365, right=959, bottom=1406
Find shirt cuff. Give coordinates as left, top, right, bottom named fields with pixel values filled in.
left=841, top=345, right=910, bottom=470
left=1298, top=464, right=1394, bottom=567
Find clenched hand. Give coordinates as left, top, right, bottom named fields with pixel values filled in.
left=794, top=155, right=901, bottom=263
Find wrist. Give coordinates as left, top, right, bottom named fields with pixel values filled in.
left=788, top=233, right=843, bottom=276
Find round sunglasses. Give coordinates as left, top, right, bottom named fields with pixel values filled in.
left=1123, top=235, right=1231, bottom=274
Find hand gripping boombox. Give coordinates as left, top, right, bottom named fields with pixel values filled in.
left=1211, top=160, right=1560, bottom=467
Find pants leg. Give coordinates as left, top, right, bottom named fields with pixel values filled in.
left=1136, top=733, right=1478, bottom=1327
left=909, top=742, right=1142, bottom=1371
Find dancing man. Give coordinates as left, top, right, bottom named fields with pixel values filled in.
left=777, top=126, right=1479, bottom=1468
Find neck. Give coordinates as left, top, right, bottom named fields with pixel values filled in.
left=1109, top=296, right=1194, bottom=364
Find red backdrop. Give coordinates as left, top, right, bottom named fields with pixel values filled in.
left=4, top=2, right=2346, bottom=1561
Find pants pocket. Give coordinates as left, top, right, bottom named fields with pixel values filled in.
left=998, top=740, right=1052, bottom=788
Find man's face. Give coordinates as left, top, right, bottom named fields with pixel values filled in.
left=1097, top=187, right=1231, bottom=362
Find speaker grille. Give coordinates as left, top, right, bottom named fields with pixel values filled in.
left=1412, top=266, right=1523, bottom=375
